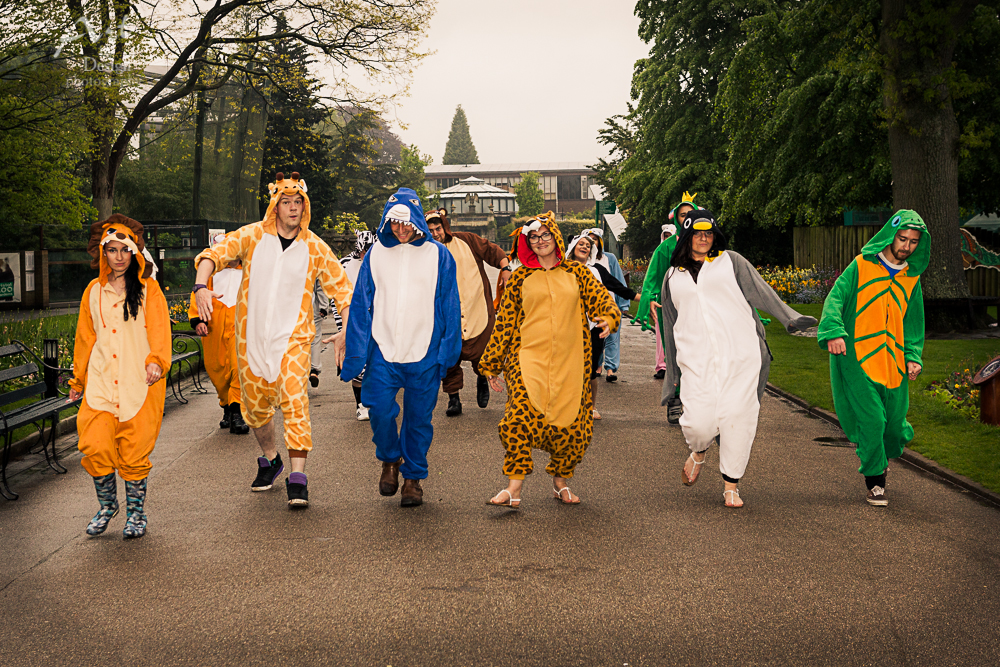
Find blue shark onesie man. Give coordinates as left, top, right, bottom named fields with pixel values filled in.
left=341, top=188, right=462, bottom=507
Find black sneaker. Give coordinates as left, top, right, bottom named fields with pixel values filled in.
left=229, top=404, right=250, bottom=435
left=653, top=369, right=665, bottom=380
left=446, top=393, right=462, bottom=417
left=286, top=478, right=309, bottom=508
left=251, top=454, right=283, bottom=491
left=866, top=485, right=888, bottom=507
left=605, top=373, right=618, bottom=383
left=219, top=404, right=232, bottom=429
left=309, top=369, right=320, bottom=387
left=667, top=398, right=683, bottom=425
left=477, top=375, right=490, bottom=408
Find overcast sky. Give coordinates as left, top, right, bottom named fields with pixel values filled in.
left=388, top=0, right=650, bottom=165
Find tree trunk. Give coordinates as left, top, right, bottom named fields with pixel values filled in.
left=880, top=0, right=977, bottom=302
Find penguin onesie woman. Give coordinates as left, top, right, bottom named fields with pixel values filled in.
left=658, top=210, right=816, bottom=507
left=480, top=213, right=621, bottom=508
left=70, top=215, right=172, bottom=539
left=341, top=189, right=462, bottom=508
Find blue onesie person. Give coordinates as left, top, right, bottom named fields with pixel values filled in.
left=341, top=188, right=462, bottom=507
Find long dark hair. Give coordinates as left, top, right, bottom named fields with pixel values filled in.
left=122, top=257, right=144, bottom=321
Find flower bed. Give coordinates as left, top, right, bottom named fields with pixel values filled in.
left=926, top=362, right=981, bottom=421
left=757, top=265, right=841, bottom=304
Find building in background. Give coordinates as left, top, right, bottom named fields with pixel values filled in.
left=436, top=177, right=517, bottom=241
left=425, top=163, right=598, bottom=216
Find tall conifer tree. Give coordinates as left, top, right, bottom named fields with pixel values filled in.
left=443, top=105, right=480, bottom=165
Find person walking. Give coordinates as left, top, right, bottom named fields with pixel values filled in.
left=70, top=215, right=171, bottom=539
left=480, top=213, right=620, bottom=509
left=194, top=172, right=354, bottom=508
left=818, top=210, right=928, bottom=506
left=658, top=209, right=815, bottom=508
left=340, top=189, right=462, bottom=508
left=425, top=208, right=511, bottom=416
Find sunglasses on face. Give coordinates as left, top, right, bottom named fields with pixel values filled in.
left=693, top=231, right=715, bottom=240
left=527, top=231, right=553, bottom=244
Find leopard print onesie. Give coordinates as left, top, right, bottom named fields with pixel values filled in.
left=479, top=216, right=620, bottom=479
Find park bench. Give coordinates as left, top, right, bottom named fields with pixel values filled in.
left=167, top=332, right=208, bottom=404
left=0, top=341, right=79, bottom=500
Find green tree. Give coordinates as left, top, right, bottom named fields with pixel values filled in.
left=442, top=105, right=479, bottom=165
left=326, top=108, right=398, bottom=227
left=514, top=172, right=544, bottom=217
left=258, top=14, right=332, bottom=221
left=397, top=144, right=433, bottom=202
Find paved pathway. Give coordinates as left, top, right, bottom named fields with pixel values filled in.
left=2, top=320, right=999, bottom=666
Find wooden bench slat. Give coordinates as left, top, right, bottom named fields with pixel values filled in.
left=3, top=397, right=80, bottom=429
left=0, top=343, right=26, bottom=358
left=0, top=362, right=39, bottom=384
left=0, top=382, right=47, bottom=411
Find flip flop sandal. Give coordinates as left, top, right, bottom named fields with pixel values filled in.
left=682, top=453, right=705, bottom=486
left=487, top=489, right=521, bottom=509
left=724, top=489, right=743, bottom=508
left=552, top=486, right=581, bottom=505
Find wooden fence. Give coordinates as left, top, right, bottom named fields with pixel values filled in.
left=793, top=226, right=879, bottom=271
left=794, top=226, right=999, bottom=296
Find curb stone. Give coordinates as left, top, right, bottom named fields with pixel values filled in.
left=765, top=382, right=1000, bottom=510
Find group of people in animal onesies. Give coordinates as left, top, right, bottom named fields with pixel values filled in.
left=69, top=177, right=929, bottom=538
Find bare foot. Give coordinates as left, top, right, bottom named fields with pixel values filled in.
left=552, top=477, right=580, bottom=504
left=592, top=409, right=602, bottom=420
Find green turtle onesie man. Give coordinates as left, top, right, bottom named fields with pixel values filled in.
left=818, top=210, right=929, bottom=507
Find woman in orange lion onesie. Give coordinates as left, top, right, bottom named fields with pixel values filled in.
left=479, top=212, right=621, bottom=509
left=188, top=232, right=249, bottom=434
left=69, top=215, right=172, bottom=539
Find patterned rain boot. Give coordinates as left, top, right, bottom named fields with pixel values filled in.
left=86, top=473, right=119, bottom=535
left=122, top=478, right=148, bottom=539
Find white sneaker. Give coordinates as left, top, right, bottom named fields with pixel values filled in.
left=356, top=403, right=370, bottom=421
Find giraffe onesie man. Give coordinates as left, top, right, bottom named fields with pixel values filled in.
left=195, top=172, right=353, bottom=508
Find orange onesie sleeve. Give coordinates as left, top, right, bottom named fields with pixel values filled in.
left=143, top=278, right=173, bottom=373
left=70, top=281, right=99, bottom=393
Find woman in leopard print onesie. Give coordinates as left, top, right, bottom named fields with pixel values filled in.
left=479, top=212, right=620, bottom=508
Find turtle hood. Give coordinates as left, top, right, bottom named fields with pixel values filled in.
left=668, top=190, right=701, bottom=225
left=377, top=188, right=431, bottom=248
left=861, top=210, right=931, bottom=276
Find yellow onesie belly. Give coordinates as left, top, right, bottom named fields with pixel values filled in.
left=853, top=259, right=918, bottom=389
left=519, top=269, right=584, bottom=428
left=446, top=236, right=488, bottom=340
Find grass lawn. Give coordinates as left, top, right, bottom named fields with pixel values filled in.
left=761, top=303, right=1000, bottom=493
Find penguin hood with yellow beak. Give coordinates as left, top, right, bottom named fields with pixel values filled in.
left=263, top=171, right=311, bottom=232
left=670, top=208, right=728, bottom=266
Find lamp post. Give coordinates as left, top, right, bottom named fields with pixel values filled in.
left=43, top=338, right=59, bottom=398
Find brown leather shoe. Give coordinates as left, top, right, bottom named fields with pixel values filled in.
left=400, top=478, right=423, bottom=507
left=379, top=459, right=401, bottom=496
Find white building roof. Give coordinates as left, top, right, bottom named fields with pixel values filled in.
left=426, top=162, right=593, bottom=175
left=438, top=177, right=516, bottom=199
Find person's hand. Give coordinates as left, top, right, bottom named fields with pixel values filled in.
left=319, top=309, right=328, bottom=318
left=499, top=271, right=510, bottom=289
left=146, top=363, right=163, bottom=385
left=826, top=337, right=847, bottom=355
left=594, top=316, right=612, bottom=339
left=488, top=375, right=505, bottom=392
left=194, top=322, right=208, bottom=337
left=649, top=300, right=661, bottom=318
left=68, top=388, right=81, bottom=402
left=907, top=362, right=922, bottom=381
left=324, top=331, right=346, bottom=368
left=195, top=288, right=222, bottom=322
